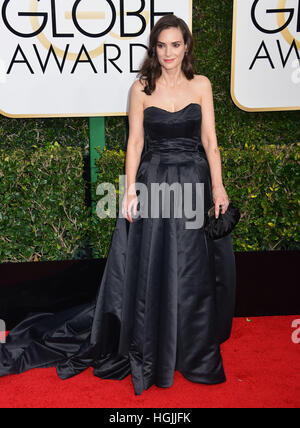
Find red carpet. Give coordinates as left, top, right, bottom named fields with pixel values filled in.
left=0, top=316, right=299, bottom=408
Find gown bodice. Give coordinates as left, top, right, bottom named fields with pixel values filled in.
left=143, top=103, right=206, bottom=156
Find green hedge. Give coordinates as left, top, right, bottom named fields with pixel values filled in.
left=219, top=142, right=300, bottom=251
left=0, top=143, right=91, bottom=262
left=88, top=148, right=126, bottom=258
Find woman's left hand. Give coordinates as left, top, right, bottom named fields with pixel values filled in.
left=212, top=184, right=230, bottom=218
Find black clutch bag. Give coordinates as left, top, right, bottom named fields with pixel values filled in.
left=204, top=201, right=240, bottom=240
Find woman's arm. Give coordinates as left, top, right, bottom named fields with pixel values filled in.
left=122, top=80, right=145, bottom=222
left=199, top=76, right=229, bottom=216
left=125, top=80, right=145, bottom=194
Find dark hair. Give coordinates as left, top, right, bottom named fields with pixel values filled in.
left=137, top=15, right=195, bottom=95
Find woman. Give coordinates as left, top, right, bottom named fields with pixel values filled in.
left=0, top=15, right=236, bottom=396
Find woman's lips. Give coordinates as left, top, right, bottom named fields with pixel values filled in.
left=164, top=59, right=175, bottom=63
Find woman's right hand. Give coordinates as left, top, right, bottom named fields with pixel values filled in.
left=121, top=191, right=139, bottom=223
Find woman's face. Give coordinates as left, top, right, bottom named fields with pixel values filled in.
left=155, top=27, right=187, bottom=69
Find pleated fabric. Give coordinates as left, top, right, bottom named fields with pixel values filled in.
left=0, top=103, right=236, bottom=395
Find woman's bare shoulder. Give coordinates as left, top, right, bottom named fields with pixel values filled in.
left=130, top=79, right=147, bottom=111
left=129, top=79, right=146, bottom=115
left=193, top=74, right=212, bottom=87
left=192, top=75, right=213, bottom=103
left=131, top=78, right=147, bottom=92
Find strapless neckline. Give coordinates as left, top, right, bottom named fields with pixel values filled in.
left=143, top=102, right=202, bottom=115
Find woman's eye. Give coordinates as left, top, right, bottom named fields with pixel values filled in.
left=157, top=44, right=180, bottom=48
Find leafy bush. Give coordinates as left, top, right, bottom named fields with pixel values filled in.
left=0, top=143, right=91, bottom=262
left=221, top=142, right=300, bottom=251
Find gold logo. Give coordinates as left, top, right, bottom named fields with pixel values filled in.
left=277, top=0, right=300, bottom=49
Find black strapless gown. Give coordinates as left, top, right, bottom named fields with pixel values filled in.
left=0, top=103, right=236, bottom=395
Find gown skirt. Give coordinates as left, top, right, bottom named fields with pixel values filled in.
left=0, top=103, right=236, bottom=395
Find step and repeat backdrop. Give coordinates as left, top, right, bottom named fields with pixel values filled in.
left=0, top=0, right=299, bottom=118
left=231, top=0, right=300, bottom=111
left=0, top=0, right=192, bottom=117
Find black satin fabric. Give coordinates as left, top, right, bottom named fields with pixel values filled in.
left=0, top=103, right=236, bottom=395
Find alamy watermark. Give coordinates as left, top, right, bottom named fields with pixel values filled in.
left=291, top=58, right=300, bottom=85
left=291, top=319, right=300, bottom=344
left=95, top=175, right=206, bottom=230
left=0, top=319, right=6, bottom=343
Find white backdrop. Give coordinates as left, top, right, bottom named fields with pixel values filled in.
left=231, top=0, right=300, bottom=111
left=0, top=0, right=192, bottom=118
